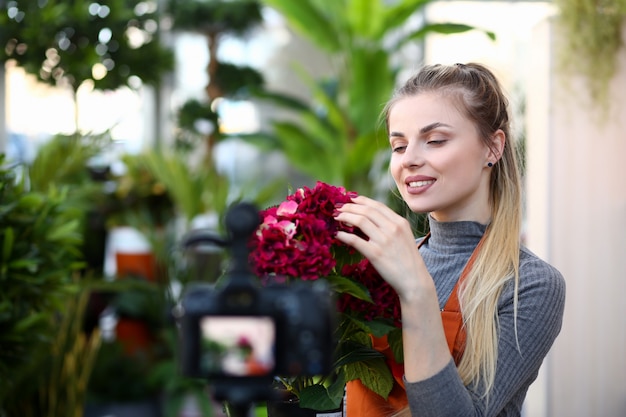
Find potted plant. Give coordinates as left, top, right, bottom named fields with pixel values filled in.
left=248, top=181, right=404, bottom=416
left=0, top=154, right=101, bottom=417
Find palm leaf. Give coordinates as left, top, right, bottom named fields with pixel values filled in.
left=262, top=0, right=342, bottom=51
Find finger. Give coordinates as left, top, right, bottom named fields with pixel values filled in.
left=334, top=210, right=383, bottom=243
left=335, top=229, right=384, bottom=262
left=338, top=199, right=412, bottom=243
left=343, top=195, right=404, bottom=225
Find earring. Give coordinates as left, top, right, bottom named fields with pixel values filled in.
left=487, top=162, right=494, bottom=167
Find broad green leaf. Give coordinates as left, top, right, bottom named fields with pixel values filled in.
left=342, top=314, right=398, bottom=339
left=344, top=358, right=394, bottom=399
left=335, top=342, right=384, bottom=367
left=396, top=23, right=496, bottom=49
left=347, top=132, right=388, bottom=176
left=249, top=87, right=310, bottom=112
left=363, top=319, right=398, bottom=338
left=262, top=0, right=342, bottom=51
left=273, top=122, right=343, bottom=183
left=326, top=275, right=372, bottom=301
left=346, top=0, right=385, bottom=38
left=274, top=122, right=325, bottom=156
left=378, top=0, right=435, bottom=39
left=347, top=47, right=394, bottom=133
left=299, top=380, right=343, bottom=411
left=299, top=111, right=342, bottom=152
left=326, top=371, right=347, bottom=402
left=291, top=64, right=351, bottom=141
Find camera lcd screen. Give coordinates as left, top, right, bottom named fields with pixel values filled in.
left=199, top=316, right=275, bottom=377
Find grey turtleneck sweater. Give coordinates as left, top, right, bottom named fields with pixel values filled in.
left=404, top=218, right=566, bottom=417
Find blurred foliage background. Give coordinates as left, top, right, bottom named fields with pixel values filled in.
left=2, top=0, right=603, bottom=415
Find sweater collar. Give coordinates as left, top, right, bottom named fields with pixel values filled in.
left=425, top=215, right=487, bottom=254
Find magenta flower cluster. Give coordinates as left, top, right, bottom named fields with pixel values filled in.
left=338, top=259, right=401, bottom=325
left=249, top=181, right=401, bottom=326
left=249, top=181, right=355, bottom=281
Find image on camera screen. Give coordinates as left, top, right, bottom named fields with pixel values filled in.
left=199, top=316, right=275, bottom=377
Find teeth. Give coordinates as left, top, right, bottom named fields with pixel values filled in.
left=408, top=180, right=435, bottom=187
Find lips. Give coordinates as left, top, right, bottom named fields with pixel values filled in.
left=408, top=180, right=435, bottom=187
left=405, top=176, right=436, bottom=194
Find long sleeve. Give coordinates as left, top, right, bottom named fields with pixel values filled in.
left=404, top=246, right=566, bottom=417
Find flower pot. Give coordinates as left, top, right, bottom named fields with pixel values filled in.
left=116, top=252, right=156, bottom=281
left=115, top=317, right=154, bottom=356
left=105, top=226, right=156, bottom=280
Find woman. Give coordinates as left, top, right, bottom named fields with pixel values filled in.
left=334, top=63, right=566, bottom=416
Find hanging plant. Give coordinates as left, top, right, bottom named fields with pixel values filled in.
left=554, top=0, right=626, bottom=111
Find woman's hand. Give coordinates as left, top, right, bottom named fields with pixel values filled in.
left=334, top=196, right=430, bottom=301
left=334, top=196, right=452, bottom=381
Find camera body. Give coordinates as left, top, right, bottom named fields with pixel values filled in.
left=180, top=277, right=335, bottom=379
left=177, top=202, right=336, bottom=403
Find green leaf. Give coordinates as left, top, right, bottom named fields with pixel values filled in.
left=346, top=132, right=387, bottom=177
left=396, top=23, right=495, bottom=49
left=335, top=341, right=384, bottom=368
left=344, top=358, right=394, bottom=399
left=326, top=275, right=371, bottom=301
left=299, top=381, right=343, bottom=411
left=347, top=47, right=395, bottom=133
left=236, top=132, right=281, bottom=152
left=290, top=63, right=350, bottom=142
left=388, top=327, right=404, bottom=363
left=2, top=227, right=14, bottom=262
left=8, top=259, right=39, bottom=274
left=17, top=193, right=44, bottom=210
left=13, top=312, right=48, bottom=332
left=362, top=319, right=398, bottom=338
left=272, top=122, right=342, bottom=183
left=263, top=0, right=342, bottom=52
left=377, top=0, right=434, bottom=38
left=248, top=87, right=310, bottom=112
left=47, top=219, right=80, bottom=242
left=346, top=0, right=385, bottom=38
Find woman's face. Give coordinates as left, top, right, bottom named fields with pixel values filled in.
left=388, top=92, right=494, bottom=223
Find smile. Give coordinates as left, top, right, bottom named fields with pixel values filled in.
left=408, top=180, right=435, bottom=188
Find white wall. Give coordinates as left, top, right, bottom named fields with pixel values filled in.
left=525, top=17, right=626, bottom=417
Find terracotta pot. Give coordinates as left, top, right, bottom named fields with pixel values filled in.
left=115, top=252, right=156, bottom=281
left=115, top=317, right=154, bottom=356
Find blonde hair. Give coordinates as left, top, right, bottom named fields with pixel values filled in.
left=384, top=63, right=522, bottom=414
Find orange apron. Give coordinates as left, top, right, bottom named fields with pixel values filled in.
left=345, top=233, right=484, bottom=416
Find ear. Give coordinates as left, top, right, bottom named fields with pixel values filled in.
left=487, top=129, right=506, bottom=163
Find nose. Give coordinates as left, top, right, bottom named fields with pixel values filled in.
left=400, top=142, right=425, bottom=168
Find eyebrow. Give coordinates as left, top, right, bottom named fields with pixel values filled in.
left=389, top=122, right=452, bottom=138
left=419, top=122, right=452, bottom=134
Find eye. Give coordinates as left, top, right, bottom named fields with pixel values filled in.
left=426, top=139, right=446, bottom=146
left=392, top=145, right=407, bottom=153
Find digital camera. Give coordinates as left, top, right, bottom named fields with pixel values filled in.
left=177, top=202, right=336, bottom=404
